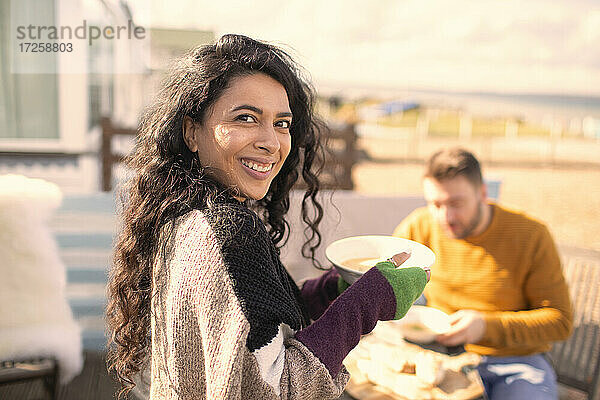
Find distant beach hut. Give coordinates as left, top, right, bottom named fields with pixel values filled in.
left=379, top=101, right=420, bottom=115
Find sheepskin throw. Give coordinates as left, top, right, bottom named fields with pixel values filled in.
left=0, top=174, right=83, bottom=383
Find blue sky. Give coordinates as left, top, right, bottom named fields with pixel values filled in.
left=139, top=0, right=599, bottom=96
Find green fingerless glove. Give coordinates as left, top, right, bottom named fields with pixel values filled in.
left=337, top=275, right=350, bottom=294
left=375, top=261, right=428, bottom=319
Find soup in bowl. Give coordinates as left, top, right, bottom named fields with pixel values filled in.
left=325, top=235, right=435, bottom=284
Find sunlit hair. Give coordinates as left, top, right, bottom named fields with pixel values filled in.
left=424, top=147, right=483, bottom=187
left=106, top=34, right=326, bottom=396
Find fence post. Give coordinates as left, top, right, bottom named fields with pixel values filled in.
left=332, top=123, right=358, bottom=190
left=100, top=117, right=137, bottom=192
left=550, top=119, right=562, bottom=165
left=100, top=118, right=113, bottom=192
left=415, top=112, right=430, bottom=159
left=459, top=113, right=472, bottom=140
left=505, top=119, right=518, bottom=138
left=416, top=113, right=430, bottom=138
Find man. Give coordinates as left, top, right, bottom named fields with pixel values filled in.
left=393, top=147, right=572, bottom=399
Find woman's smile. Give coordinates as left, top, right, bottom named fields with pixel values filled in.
left=240, top=158, right=275, bottom=176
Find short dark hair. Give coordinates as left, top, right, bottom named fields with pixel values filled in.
left=424, top=147, right=483, bottom=187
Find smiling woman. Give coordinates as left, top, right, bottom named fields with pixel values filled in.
left=106, top=34, right=429, bottom=400
left=182, top=73, right=293, bottom=201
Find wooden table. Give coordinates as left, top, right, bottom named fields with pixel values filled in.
left=343, top=322, right=485, bottom=400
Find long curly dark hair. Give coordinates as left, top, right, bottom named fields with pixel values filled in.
left=106, top=34, right=326, bottom=395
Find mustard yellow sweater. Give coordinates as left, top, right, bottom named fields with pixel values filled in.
left=393, top=203, right=573, bottom=356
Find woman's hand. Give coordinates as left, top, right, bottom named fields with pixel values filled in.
left=387, top=252, right=431, bottom=283
left=387, top=251, right=411, bottom=266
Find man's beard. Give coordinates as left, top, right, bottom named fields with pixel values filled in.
left=446, top=202, right=484, bottom=239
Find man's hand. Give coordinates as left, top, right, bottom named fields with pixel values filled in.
left=436, top=309, right=486, bottom=346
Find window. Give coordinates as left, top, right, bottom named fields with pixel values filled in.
left=0, top=0, right=59, bottom=139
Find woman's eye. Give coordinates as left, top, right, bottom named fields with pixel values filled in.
left=236, top=114, right=257, bottom=123
left=275, top=120, right=291, bottom=129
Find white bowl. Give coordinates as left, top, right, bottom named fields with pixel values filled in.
left=394, top=305, right=451, bottom=343
left=325, top=235, right=435, bottom=284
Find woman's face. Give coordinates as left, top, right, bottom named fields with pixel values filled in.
left=184, top=73, right=293, bottom=201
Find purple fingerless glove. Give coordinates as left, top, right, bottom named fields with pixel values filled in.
left=295, top=264, right=426, bottom=378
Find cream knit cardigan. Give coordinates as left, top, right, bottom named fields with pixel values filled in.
left=150, top=205, right=349, bottom=399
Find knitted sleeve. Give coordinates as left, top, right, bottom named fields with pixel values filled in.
left=151, top=208, right=348, bottom=400
left=477, top=224, right=573, bottom=349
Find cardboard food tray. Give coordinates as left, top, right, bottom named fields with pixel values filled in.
left=343, top=324, right=484, bottom=400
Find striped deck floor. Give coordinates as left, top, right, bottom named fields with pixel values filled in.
left=0, top=350, right=357, bottom=400
left=0, top=351, right=128, bottom=400
left=0, top=352, right=586, bottom=400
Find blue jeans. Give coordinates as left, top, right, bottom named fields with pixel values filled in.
left=477, top=354, right=557, bottom=400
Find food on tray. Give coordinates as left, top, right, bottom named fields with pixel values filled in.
left=356, top=336, right=446, bottom=388
left=344, top=323, right=484, bottom=400
left=415, top=352, right=447, bottom=387
left=400, top=361, right=416, bottom=374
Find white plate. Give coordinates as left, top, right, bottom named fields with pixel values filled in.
left=394, top=305, right=451, bottom=343
left=325, top=235, right=435, bottom=284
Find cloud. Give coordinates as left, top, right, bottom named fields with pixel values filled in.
left=146, top=0, right=600, bottom=95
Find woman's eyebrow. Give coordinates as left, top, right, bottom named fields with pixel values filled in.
left=232, top=104, right=262, bottom=114
left=231, top=104, right=292, bottom=118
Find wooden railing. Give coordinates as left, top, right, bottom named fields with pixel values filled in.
left=100, top=117, right=359, bottom=192
left=321, top=122, right=359, bottom=190
left=294, top=122, right=359, bottom=191
left=100, top=117, right=136, bottom=192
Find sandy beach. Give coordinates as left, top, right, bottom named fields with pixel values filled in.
left=353, top=158, right=600, bottom=252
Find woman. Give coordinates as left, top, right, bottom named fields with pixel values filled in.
left=107, top=34, right=429, bottom=399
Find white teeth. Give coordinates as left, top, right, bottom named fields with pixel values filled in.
left=242, top=160, right=273, bottom=172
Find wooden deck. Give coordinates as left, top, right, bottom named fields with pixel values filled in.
left=0, top=351, right=126, bottom=400
left=0, top=353, right=588, bottom=400
left=0, top=350, right=357, bottom=400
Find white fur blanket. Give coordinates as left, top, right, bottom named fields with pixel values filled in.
left=0, top=174, right=83, bottom=383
